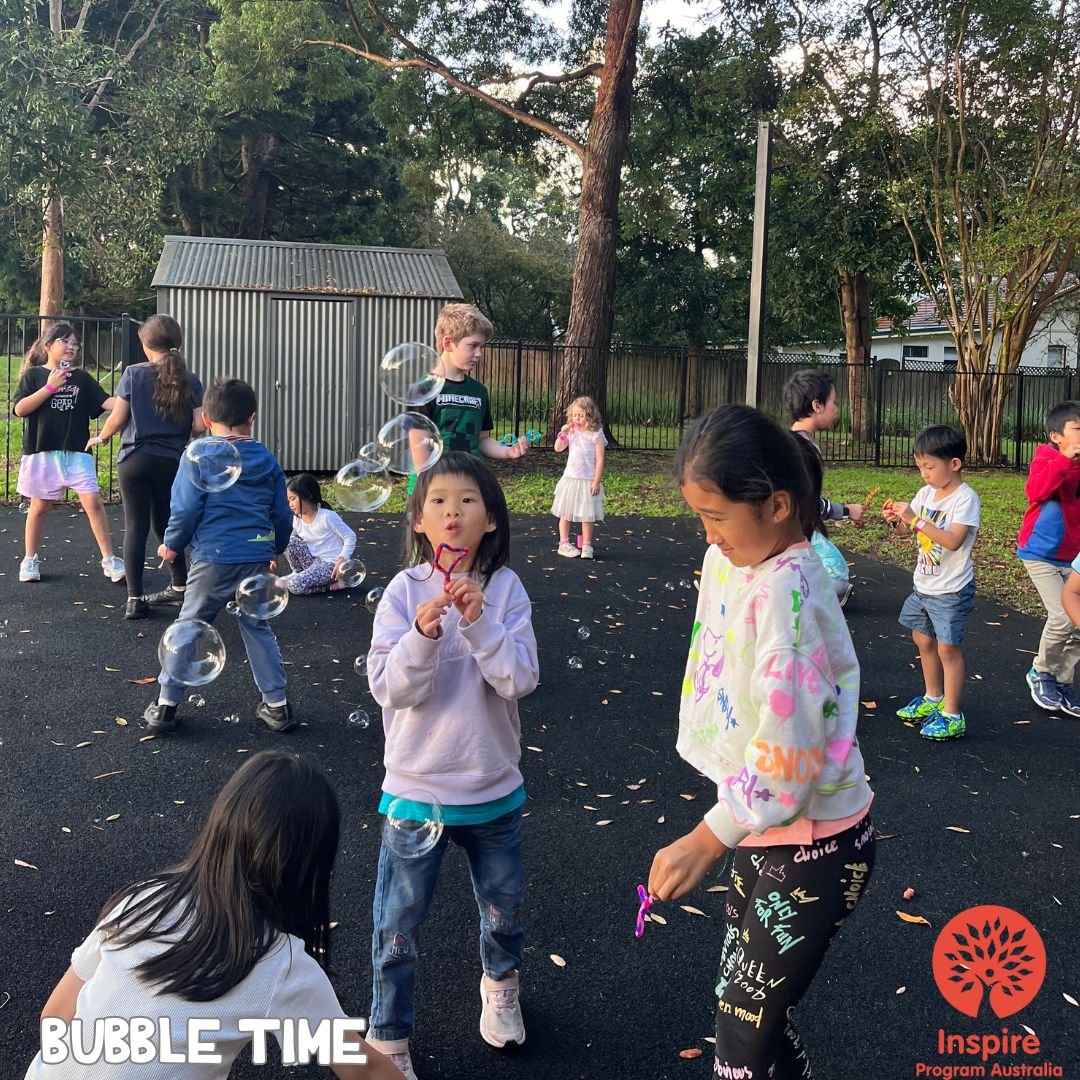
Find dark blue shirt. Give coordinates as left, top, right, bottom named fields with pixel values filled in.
left=116, top=363, right=204, bottom=463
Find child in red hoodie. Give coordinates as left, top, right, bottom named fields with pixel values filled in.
left=1017, top=401, right=1080, bottom=717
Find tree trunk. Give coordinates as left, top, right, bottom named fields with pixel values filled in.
left=552, top=0, right=643, bottom=434
left=687, top=340, right=705, bottom=417
left=240, top=132, right=281, bottom=239
left=39, top=197, right=64, bottom=318
left=838, top=267, right=872, bottom=444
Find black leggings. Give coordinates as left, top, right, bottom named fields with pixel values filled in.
left=714, top=814, right=875, bottom=1079
left=117, top=451, right=187, bottom=597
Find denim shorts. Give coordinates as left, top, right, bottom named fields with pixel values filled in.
left=898, top=579, right=976, bottom=645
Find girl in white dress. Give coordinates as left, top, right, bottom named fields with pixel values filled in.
left=551, top=396, right=606, bottom=560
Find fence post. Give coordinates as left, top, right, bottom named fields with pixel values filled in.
left=1014, top=369, right=1025, bottom=470
left=121, top=313, right=132, bottom=369
left=677, top=347, right=688, bottom=438
left=873, top=357, right=885, bottom=466
left=513, top=340, right=523, bottom=436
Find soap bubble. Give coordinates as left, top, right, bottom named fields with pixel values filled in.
left=226, top=601, right=240, bottom=616
left=664, top=581, right=675, bottom=592
left=379, top=343, right=445, bottom=407
left=364, top=587, right=385, bottom=614
left=577, top=626, right=591, bottom=640
left=187, top=694, right=205, bottom=707
left=384, top=789, right=444, bottom=858
left=223, top=713, right=240, bottom=724
left=347, top=708, right=370, bottom=729
left=359, top=440, right=391, bottom=466
left=567, top=655, right=583, bottom=670
left=377, top=413, right=443, bottom=476
left=334, top=455, right=392, bottom=513
left=183, top=437, right=242, bottom=493
left=679, top=579, right=691, bottom=589
left=158, top=619, right=225, bottom=687
left=354, top=655, right=368, bottom=677
left=338, top=558, right=367, bottom=589
left=234, top=574, right=289, bottom=619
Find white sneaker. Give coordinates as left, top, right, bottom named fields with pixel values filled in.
left=364, top=1037, right=419, bottom=1080
left=101, top=555, right=126, bottom=583
left=19, top=554, right=40, bottom=582
left=580, top=543, right=594, bottom=559
left=480, top=972, right=525, bottom=1049
left=557, top=542, right=579, bottom=558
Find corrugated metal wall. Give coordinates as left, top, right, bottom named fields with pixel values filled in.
left=158, top=288, right=449, bottom=472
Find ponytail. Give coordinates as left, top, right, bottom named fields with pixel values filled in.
left=20, top=322, right=76, bottom=377
left=139, top=315, right=194, bottom=426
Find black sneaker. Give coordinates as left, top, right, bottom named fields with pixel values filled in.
left=256, top=702, right=297, bottom=733
left=143, top=701, right=179, bottom=734
left=125, top=597, right=149, bottom=620
left=146, top=586, right=185, bottom=606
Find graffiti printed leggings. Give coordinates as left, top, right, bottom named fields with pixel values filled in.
left=713, top=814, right=875, bottom=1079
left=283, top=536, right=336, bottom=594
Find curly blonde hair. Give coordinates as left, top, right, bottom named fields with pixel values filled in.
left=567, top=396, right=603, bottom=431
left=435, top=303, right=494, bottom=349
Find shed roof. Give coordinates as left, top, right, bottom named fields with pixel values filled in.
left=152, top=236, right=463, bottom=299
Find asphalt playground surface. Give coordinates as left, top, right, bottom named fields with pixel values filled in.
left=1, top=505, right=1078, bottom=1079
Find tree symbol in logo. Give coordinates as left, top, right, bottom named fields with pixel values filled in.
left=932, top=905, right=1046, bottom=1019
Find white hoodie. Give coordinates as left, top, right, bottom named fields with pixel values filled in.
left=368, top=565, right=539, bottom=805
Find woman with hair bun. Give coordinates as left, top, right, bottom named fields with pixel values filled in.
left=87, top=315, right=205, bottom=619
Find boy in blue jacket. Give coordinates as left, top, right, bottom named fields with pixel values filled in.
left=144, top=378, right=295, bottom=734
left=1017, top=401, right=1080, bottom=716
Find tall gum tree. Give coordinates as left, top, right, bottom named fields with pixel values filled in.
left=211, top=0, right=642, bottom=431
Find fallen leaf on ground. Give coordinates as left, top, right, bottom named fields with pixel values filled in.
left=15, top=859, right=39, bottom=870
left=550, top=954, right=566, bottom=967
left=115, top=717, right=128, bottom=726
left=1065, top=992, right=1078, bottom=1007
left=706, top=885, right=729, bottom=893
left=679, top=793, right=697, bottom=801
left=105, top=814, right=120, bottom=822
left=896, top=911, right=931, bottom=926
left=648, top=913, right=667, bottom=925
left=74, top=741, right=92, bottom=748
left=861, top=700, right=878, bottom=709
left=93, top=771, right=123, bottom=780
left=595, top=820, right=613, bottom=826
left=679, top=1048, right=703, bottom=1059
left=680, top=905, right=708, bottom=917
left=945, top=826, right=970, bottom=833
left=896, top=986, right=906, bottom=994
left=126, top=677, right=157, bottom=685
left=903, top=887, right=916, bottom=900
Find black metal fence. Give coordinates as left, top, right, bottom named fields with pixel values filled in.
left=4, top=318, right=1076, bottom=504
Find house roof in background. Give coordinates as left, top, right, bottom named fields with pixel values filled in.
left=152, top=236, right=463, bottom=300
left=875, top=296, right=947, bottom=336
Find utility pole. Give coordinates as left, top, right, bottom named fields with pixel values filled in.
left=745, top=122, right=772, bottom=407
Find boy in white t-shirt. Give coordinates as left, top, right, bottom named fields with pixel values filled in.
left=883, top=426, right=981, bottom=741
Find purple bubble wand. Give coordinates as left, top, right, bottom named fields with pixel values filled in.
left=634, top=884, right=653, bottom=938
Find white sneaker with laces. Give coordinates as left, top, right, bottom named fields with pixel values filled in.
left=20, top=554, right=41, bottom=582
left=480, top=972, right=525, bottom=1049
left=364, top=1037, right=419, bottom=1080
left=557, top=542, right=579, bottom=558
left=580, top=543, right=594, bottom=559
left=101, top=555, right=126, bottom=583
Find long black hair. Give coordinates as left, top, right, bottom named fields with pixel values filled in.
left=404, top=452, right=510, bottom=586
left=20, top=321, right=78, bottom=376
left=97, top=752, right=340, bottom=1000
left=676, top=404, right=820, bottom=542
left=287, top=473, right=324, bottom=509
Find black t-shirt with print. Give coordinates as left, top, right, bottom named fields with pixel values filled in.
left=13, top=366, right=110, bottom=454
left=421, top=374, right=494, bottom=458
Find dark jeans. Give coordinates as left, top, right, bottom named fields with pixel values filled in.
left=714, top=814, right=876, bottom=1079
left=118, top=450, right=186, bottom=597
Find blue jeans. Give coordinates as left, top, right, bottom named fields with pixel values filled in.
left=369, top=808, right=525, bottom=1042
left=158, top=559, right=287, bottom=706
left=898, top=579, right=976, bottom=646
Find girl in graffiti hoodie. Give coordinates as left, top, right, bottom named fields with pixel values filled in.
left=365, top=453, right=538, bottom=1080
left=648, top=405, right=875, bottom=1080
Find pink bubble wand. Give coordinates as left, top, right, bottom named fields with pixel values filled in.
left=432, top=543, right=469, bottom=592
left=634, top=884, right=653, bottom=938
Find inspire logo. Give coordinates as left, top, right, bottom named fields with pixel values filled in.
left=932, top=905, right=1046, bottom=1019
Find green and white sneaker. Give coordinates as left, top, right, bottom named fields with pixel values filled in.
left=896, top=694, right=942, bottom=721
left=920, top=711, right=966, bottom=740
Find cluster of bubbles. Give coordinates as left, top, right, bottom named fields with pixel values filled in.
left=182, top=437, right=242, bottom=493
left=567, top=656, right=584, bottom=670
left=577, top=626, right=591, bottom=640
left=384, top=789, right=445, bottom=858
left=333, top=343, right=448, bottom=513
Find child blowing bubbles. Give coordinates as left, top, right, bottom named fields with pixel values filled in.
left=552, top=395, right=606, bottom=559
left=648, top=405, right=874, bottom=1079
left=26, top=752, right=405, bottom=1080
left=365, top=452, right=539, bottom=1080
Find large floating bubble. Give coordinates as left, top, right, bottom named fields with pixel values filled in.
left=379, top=343, right=444, bottom=407
left=377, top=413, right=443, bottom=476
left=183, top=437, right=242, bottom=493
left=384, top=789, right=444, bottom=858
left=158, top=619, right=226, bottom=687
left=364, top=587, right=385, bottom=614
left=334, top=456, right=392, bottom=513
left=234, top=574, right=290, bottom=619
left=337, top=558, right=367, bottom=589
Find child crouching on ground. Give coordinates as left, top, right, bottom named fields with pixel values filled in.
left=280, top=473, right=357, bottom=594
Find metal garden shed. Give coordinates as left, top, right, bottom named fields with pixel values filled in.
left=151, top=235, right=463, bottom=472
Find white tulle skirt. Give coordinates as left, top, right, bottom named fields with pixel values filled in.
left=551, top=477, right=605, bottom=522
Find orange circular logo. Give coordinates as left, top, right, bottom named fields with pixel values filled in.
left=932, top=905, right=1046, bottom=1018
